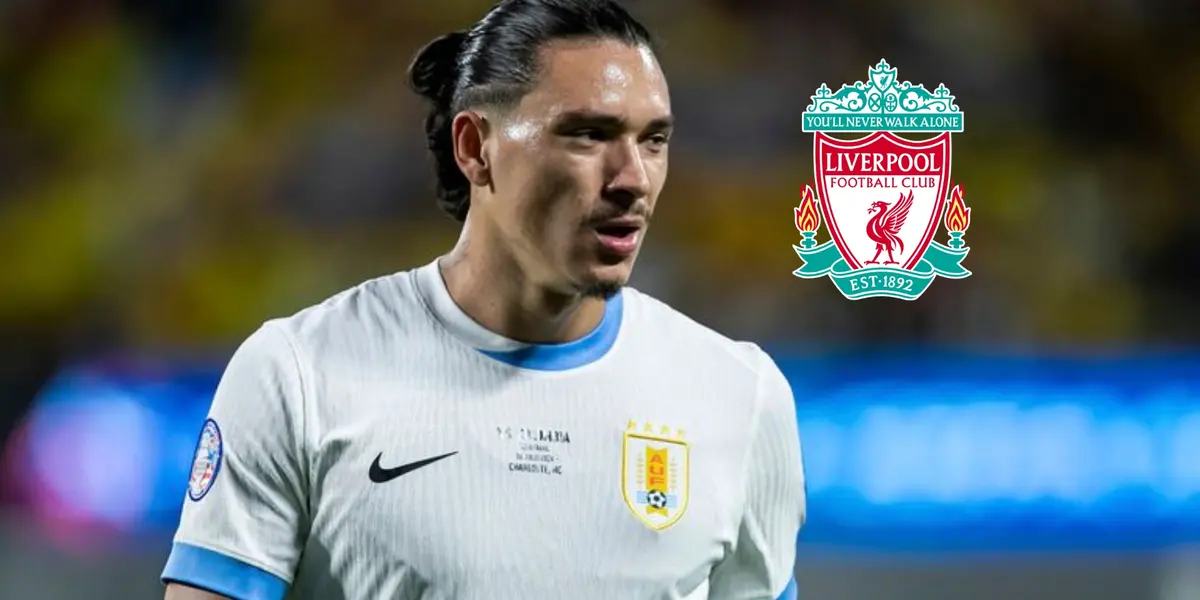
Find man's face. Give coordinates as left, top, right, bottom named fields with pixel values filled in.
left=481, top=39, right=672, bottom=296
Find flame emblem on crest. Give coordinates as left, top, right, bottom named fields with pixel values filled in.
left=795, top=185, right=821, bottom=233
left=945, top=184, right=970, bottom=234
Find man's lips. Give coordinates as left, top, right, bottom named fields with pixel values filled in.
left=591, top=217, right=645, bottom=256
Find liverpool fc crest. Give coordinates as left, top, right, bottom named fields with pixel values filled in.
left=794, top=59, right=972, bottom=300
left=621, top=421, right=689, bottom=531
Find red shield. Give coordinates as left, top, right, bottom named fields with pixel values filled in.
left=814, top=131, right=951, bottom=270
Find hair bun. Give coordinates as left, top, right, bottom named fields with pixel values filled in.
left=408, top=31, right=468, bottom=106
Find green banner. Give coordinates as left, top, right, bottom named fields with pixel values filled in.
left=793, top=241, right=971, bottom=300
left=801, top=113, right=964, bottom=133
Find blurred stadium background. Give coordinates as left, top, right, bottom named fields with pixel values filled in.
left=2, top=0, right=1199, bottom=598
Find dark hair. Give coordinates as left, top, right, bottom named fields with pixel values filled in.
left=407, top=0, right=656, bottom=222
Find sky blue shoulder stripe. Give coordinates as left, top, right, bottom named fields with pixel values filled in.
left=777, top=577, right=798, bottom=600
left=479, top=291, right=623, bottom=371
left=162, top=542, right=289, bottom=600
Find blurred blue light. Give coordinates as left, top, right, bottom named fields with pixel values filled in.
left=776, top=350, right=1200, bottom=551
left=12, top=350, right=1200, bottom=551
left=20, top=364, right=215, bottom=532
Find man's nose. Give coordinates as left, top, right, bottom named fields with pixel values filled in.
left=603, top=139, right=651, bottom=205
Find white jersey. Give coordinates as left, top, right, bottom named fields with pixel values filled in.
left=162, top=259, right=805, bottom=600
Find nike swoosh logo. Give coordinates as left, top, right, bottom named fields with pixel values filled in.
left=369, top=451, right=458, bottom=483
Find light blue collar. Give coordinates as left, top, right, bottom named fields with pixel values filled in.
left=478, top=292, right=622, bottom=370
left=415, top=260, right=624, bottom=371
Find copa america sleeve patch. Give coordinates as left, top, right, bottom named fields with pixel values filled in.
left=187, top=418, right=223, bottom=501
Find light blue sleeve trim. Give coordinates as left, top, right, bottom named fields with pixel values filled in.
left=777, top=577, right=798, bottom=600
left=161, top=542, right=290, bottom=600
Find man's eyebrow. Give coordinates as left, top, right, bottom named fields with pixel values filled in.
left=647, top=115, right=675, bottom=131
left=554, top=110, right=674, bottom=131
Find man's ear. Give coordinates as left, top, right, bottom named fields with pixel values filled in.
left=452, top=111, right=491, bottom=188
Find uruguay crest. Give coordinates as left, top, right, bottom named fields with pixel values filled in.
left=621, top=421, right=688, bottom=531
left=794, top=59, right=972, bottom=300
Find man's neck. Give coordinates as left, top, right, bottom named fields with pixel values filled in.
left=438, top=229, right=607, bottom=345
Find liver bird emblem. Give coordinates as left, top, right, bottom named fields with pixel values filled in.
left=864, top=190, right=915, bottom=265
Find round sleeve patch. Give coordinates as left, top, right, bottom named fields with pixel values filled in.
left=187, top=418, right=223, bottom=501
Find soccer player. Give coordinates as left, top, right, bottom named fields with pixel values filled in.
left=161, top=0, right=805, bottom=598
